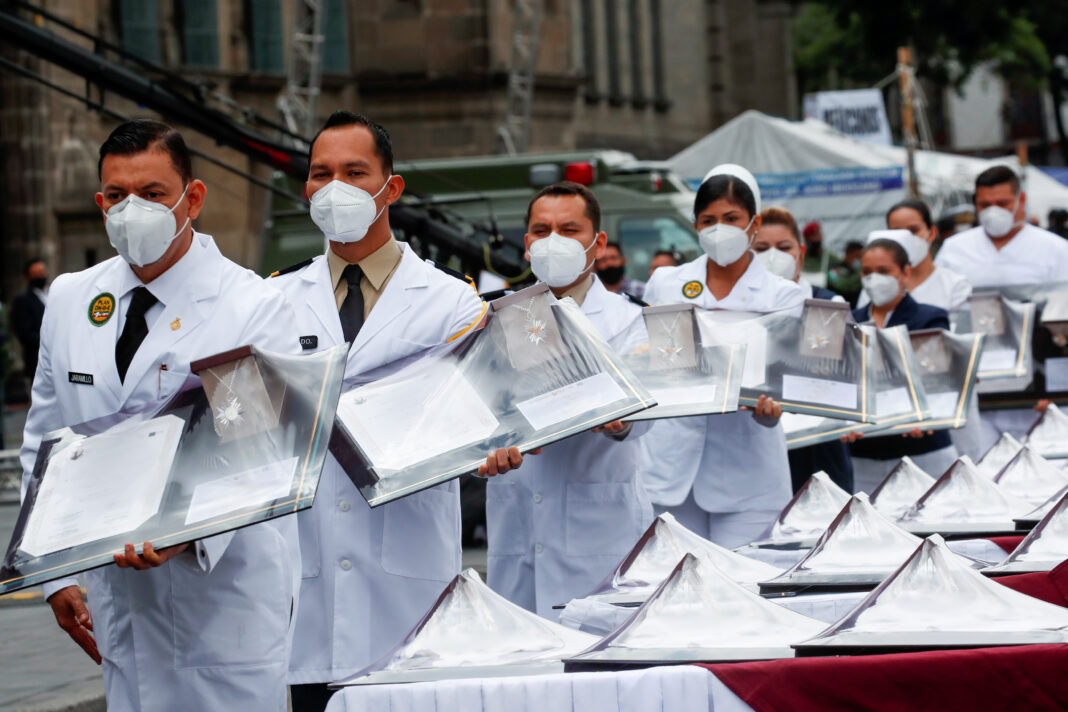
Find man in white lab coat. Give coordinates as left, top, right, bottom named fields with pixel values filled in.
left=935, top=165, right=1068, bottom=287
left=269, top=111, right=522, bottom=712
left=21, top=119, right=302, bottom=712
left=934, top=165, right=1068, bottom=440
left=485, top=182, right=653, bottom=617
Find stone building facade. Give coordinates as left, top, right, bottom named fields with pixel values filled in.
left=0, top=0, right=797, bottom=304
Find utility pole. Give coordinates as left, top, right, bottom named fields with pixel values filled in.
left=898, top=47, right=919, bottom=197
left=497, top=0, right=543, bottom=155
left=278, top=0, right=324, bottom=146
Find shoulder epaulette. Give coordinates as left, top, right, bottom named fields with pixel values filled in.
left=431, top=261, right=477, bottom=290
left=268, top=257, right=314, bottom=278
left=479, top=288, right=512, bottom=302
left=624, top=292, right=649, bottom=307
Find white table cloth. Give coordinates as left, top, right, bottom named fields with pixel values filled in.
left=324, top=665, right=754, bottom=712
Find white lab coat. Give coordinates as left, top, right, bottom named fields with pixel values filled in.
left=637, top=253, right=801, bottom=514
left=270, top=243, right=486, bottom=684
left=20, top=233, right=301, bottom=712
left=934, top=224, right=1068, bottom=287
left=485, top=278, right=653, bottom=617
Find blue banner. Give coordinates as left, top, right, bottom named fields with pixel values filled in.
left=687, top=167, right=904, bottom=199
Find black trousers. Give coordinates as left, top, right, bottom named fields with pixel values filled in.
left=290, top=683, right=334, bottom=712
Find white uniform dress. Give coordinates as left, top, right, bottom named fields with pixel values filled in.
left=21, top=233, right=301, bottom=712
left=935, top=224, right=1068, bottom=442
left=486, top=276, right=653, bottom=617
left=638, top=254, right=803, bottom=548
left=271, top=243, right=485, bottom=684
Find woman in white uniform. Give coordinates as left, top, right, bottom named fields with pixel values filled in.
left=638, top=165, right=802, bottom=548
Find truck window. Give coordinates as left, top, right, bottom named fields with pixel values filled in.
left=617, top=216, right=700, bottom=280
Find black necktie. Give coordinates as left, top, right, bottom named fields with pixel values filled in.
left=115, top=286, right=158, bottom=383
left=338, top=264, right=365, bottom=344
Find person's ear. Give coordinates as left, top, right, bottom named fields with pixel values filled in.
left=94, top=192, right=105, bottom=212
left=523, top=232, right=534, bottom=261
left=185, top=180, right=207, bottom=220
left=750, top=214, right=763, bottom=235
left=593, top=231, right=608, bottom=260
left=927, top=226, right=939, bottom=245
left=383, top=174, right=405, bottom=205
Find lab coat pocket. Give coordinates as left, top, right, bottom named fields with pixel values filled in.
left=171, top=526, right=289, bottom=669
left=564, top=482, right=635, bottom=557
left=156, top=367, right=189, bottom=401
left=485, top=478, right=531, bottom=556
left=296, top=507, right=321, bottom=579
left=380, top=483, right=460, bottom=581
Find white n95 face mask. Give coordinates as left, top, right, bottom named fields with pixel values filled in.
left=103, top=184, right=190, bottom=267
left=529, top=232, right=596, bottom=288
left=978, top=200, right=1020, bottom=239
left=862, top=273, right=902, bottom=307
left=699, top=218, right=754, bottom=267
left=310, top=177, right=392, bottom=243
left=756, top=248, right=797, bottom=280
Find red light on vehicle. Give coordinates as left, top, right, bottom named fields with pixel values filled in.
left=564, top=161, right=596, bottom=185
left=650, top=171, right=663, bottom=191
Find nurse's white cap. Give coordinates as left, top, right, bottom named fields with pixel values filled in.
left=701, top=163, right=761, bottom=214
left=867, top=228, right=927, bottom=267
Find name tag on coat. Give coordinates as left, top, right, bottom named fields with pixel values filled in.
left=68, top=371, right=94, bottom=385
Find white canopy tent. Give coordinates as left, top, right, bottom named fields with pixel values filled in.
left=668, top=110, right=1068, bottom=253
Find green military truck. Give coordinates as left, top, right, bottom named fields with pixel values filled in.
left=259, top=150, right=701, bottom=287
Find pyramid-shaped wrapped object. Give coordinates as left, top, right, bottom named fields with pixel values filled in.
left=898, top=456, right=1031, bottom=535
left=746, top=471, right=852, bottom=548
left=1025, top=403, right=1068, bottom=459
left=760, top=494, right=925, bottom=592
left=566, top=553, right=825, bottom=667
left=986, top=490, right=1068, bottom=574
left=869, top=457, right=936, bottom=519
left=992, top=445, right=1068, bottom=508
left=974, top=432, right=1023, bottom=478
left=794, top=535, right=1068, bottom=654
left=580, top=513, right=782, bottom=605
left=333, top=569, right=597, bottom=686
left=1016, top=482, right=1068, bottom=528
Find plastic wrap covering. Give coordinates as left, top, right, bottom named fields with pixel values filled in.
left=578, top=513, right=782, bottom=606
left=1016, top=483, right=1068, bottom=528
left=564, top=554, right=825, bottom=668
left=793, top=535, right=1068, bottom=655
left=1, top=345, right=347, bottom=595
left=695, top=299, right=875, bottom=422
left=620, top=304, right=745, bottom=421
left=1024, top=403, right=1068, bottom=459
left=869, top=457, right=936, bottom=520
left=897, top=456, right=1032, bottom=536
left=745, top=471, right=852, bottom=549
left=782, top=324, right=936, bottom=448
left=975, top=432, right=1024, bottom=478
left=952, top=293, right=1034, bottom=394
left=333, top=569, right=596, bottom=686
left=760, top=494, right=926, bottom=593
left=330, top=284, right=655, bottom=507
left=991, top=446, right=1068, bottom=508
left=985, top=491, right=1068, bottom=574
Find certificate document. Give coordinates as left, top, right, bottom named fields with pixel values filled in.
left=20, top=415, right=185, bottom=558
left=645, top=383, right=719, bottom=410
left=185, top=457, right=299, bottom=525
left=876, top=387, right=914, bottom=418
left=337, top=361, right=500, bottom=471
left=515, top=372, right=628, bottom=430
left=781, top=374, right=858, bottom=410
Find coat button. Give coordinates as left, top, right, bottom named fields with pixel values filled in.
left=339, top=559, right=352, bottom=571
left=533, top=493, right=543, bottom=503
left=535, top=543, right=543, bottom=554
left=338, top=500, right=350, bottom=512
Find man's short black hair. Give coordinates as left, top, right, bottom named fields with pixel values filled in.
left=23, top=257, right=44, bottom=276
left=844, top=240, right=865, bottom=253
left=975, top=165, right=1020, bottom=195
left=98, top=119, right=192, bottom=183
left=309, top=111, right=393, bottom=174
left=652, top=249, right=679, bottom=263
left=604, top=241, right=623, bottom=255
left=526, top=181, right=601, bottom=233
